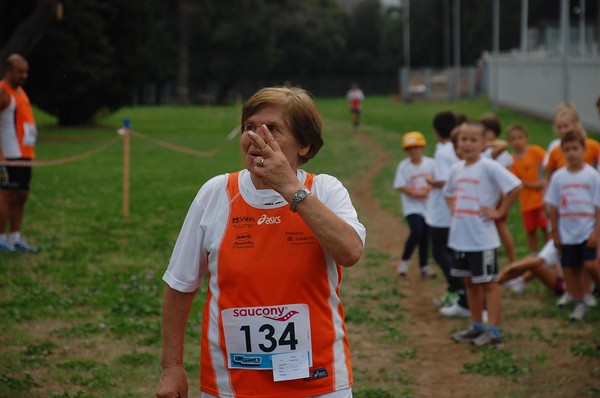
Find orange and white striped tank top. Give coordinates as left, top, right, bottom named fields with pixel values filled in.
left=199, top=171, right=353, bottom=398
left=0, top=81, right=36, bottom=159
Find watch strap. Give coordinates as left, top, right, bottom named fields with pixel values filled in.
left=290, top=188, right=311, bottom=212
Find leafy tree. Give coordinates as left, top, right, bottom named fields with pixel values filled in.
left=189, top=0, right=278, bottom=101
left=270, top=0, right=348, bottom=78
left=0, top=0, right=58, bottom=70
left=188, top=0, right=348, bottom=101
left=25, top=0, right=161, bottom=125
left=344, top=0, right=384, bottom=74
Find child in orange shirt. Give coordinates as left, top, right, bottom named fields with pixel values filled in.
left=508, top=124, right=548, bottom=254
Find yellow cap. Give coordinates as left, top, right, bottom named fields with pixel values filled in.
left=402, top=131, right=426, bottom=149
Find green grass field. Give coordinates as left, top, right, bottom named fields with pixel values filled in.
left=1, top=96, right=598, bottom=397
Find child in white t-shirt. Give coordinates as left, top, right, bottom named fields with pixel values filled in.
left=394, top=131, right=436, bottom=278
left=444, top=121, right=522, bottom=348
left=426, top=111, right=469, bottom=317
left=544, top=130, right=600, bottom=321
left=480, top=113, right=516, bottom=264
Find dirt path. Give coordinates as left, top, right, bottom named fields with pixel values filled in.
left=346, top=132, right=504, bottom=397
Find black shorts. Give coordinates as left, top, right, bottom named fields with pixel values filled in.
left=560, top=242, right=597, bottom=268
left=451, top=249, right=499, bottom=283
left=350, top=108, right=361, bottom=114
left=0, top=159, right=32, bottom=190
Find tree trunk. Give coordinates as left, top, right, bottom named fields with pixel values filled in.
left=176, top=0, right=193, bottom=104
left=0, top=0, right=58, bottom=75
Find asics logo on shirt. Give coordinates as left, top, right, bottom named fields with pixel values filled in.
left=257, top=214, right=281, bottom=225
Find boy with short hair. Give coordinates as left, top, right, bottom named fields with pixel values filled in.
left=508, top=124, right=548, bottom=255
left=444, top=121, right=523, bottom=347
left=426, top=111, right=469, bottom=316
left=394, top=131, right=436, bottom=278
left=544, top=130, right=600, bottom=321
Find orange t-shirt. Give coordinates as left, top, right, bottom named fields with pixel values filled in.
left=544, top=138, right=599, bottom=174
left=199, top=172, right=353, bottom=398
left=510, top=145, right=546, bottom=212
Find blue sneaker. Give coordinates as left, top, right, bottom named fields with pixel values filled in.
left=0, top=241, right=15, bottom=253
left=13, top=241, right=40, bottom=253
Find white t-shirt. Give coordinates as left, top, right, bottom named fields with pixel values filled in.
left=444, top=157, right=522, bottom=251
left=426, top=142, right=460, bottom=227
left=346, top=88, right=364, bottom=104
left=543, top=138, right=560, bottom=167
left=393, top=156, right=435, bottom=217
left=164, top=169, right=367, bottom=292
left=544, top=164, right=600, bottom=244
left=483, top=147, right=514, bottom=168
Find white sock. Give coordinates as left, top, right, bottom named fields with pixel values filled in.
left=8, top=231, right=21, bottom=243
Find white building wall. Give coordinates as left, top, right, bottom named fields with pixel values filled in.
left=484, top=52, right=600, bottom=133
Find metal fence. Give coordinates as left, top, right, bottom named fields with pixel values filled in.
left=482, top=50, right=600, bottom=133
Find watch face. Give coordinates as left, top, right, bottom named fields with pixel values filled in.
left=297, top=190, right=308, bottom=200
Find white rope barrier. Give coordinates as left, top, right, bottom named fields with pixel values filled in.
left=0, top=136, right=122, bottom=167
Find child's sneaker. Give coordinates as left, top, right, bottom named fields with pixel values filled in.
left=12, top=241, right=40, bottom=253
left=396, top=260, right=409, bottom=276
left=0, top=241, right=15, bottom=253
left=569, top=302, right=586, bottom=321
left=472, top=329, right=504, bottom=348
left=420, top=265, right=437, bottom=279
left=556, top=292, right=572, bottom=307
left=504, top=277, right=525, bottom=294
left=434, top=292, right=460, bottom=308
left=452, top=327, right=484, bottom=343
left=440, top=302, right=470, bottom=318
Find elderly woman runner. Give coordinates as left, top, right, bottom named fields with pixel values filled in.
left=156, top=87, right=366, bottom=398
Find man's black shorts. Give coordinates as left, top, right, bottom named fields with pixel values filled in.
left=1, top=158, right=32, bottom=190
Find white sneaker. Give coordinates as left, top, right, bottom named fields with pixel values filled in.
left=584, top=294, right=597, bottom=307
left=420, top=265, right=437, bottom=279
left=556, top=292, right=573, bottom=307
left=396, top=260, right=409, bottom=276
left=504, top=277, right=525, bottom=294
left=439, top=302, right=470, bottom=318
left=569, top=302, right=586, bottom=321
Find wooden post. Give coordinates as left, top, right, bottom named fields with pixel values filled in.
left=122, top=119, right=131, bottom=218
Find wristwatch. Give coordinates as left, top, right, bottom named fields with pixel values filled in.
left=290, top=188, right=311, bottom=212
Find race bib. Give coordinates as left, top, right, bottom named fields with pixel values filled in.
left=221, top=304, right=312, bottom=373
left=23, top=123, right=37, bottom=146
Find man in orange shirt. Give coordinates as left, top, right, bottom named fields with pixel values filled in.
left=0, top=54, right=38, bottom=252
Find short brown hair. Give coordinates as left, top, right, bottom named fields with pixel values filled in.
left=241, top=87, right=323, bottom=165
left=561, top=130, right=585, bottom=148
left=507, top=124, right=528, bottom=137
left=480, top=113, right=502, bottom=137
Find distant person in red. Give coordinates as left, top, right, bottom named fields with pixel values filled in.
left=0, top=54, right=39, bottom=253
left=346, top=83, right=364, bottom=132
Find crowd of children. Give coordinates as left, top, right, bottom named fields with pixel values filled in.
left=393, top=101, right=600, bottom=348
